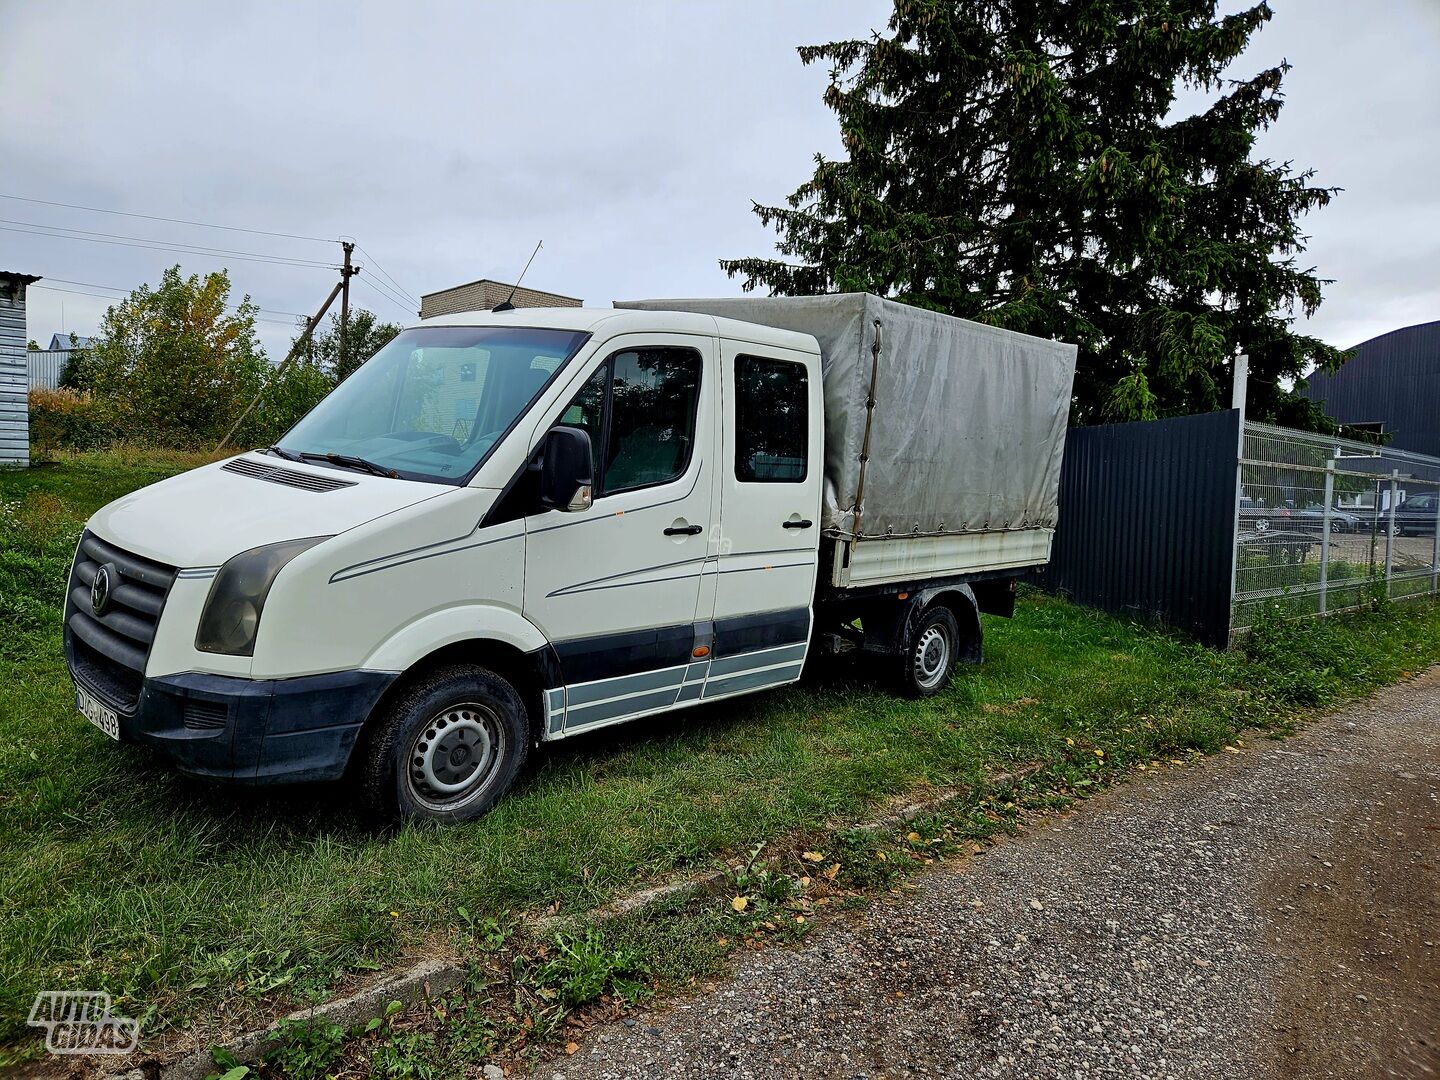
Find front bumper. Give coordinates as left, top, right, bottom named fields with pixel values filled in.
left=68, top=652, right=396, bottom=783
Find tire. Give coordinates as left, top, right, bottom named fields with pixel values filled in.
left=359, top=665, right=529, bottom=825
left=897, top=604, right=960, bottom=699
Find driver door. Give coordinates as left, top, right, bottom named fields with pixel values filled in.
left=523, top=334, right=718, bottom=736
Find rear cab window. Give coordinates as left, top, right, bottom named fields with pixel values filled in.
left=734, top=354, right=808, bottom=482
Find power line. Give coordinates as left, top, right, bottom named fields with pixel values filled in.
left=41, top=276, right=308, bottom=318
left=354, top=275, right=418, bottom=321
left=354, top=269, right=416, bottom=315
left=0, top=218, right=339, bottom=268
left=353, top=242, right=419, bottom=308
left=30, top=280, right=308, bottom=323
left=30, top=284, right=308, bottom=328
left=0, top=223, right=343, bottom=272
left=0, top=191, right=334, bottom=244
left=3, top=190, right=421, bottom=309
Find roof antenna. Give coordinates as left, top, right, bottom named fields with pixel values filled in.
left=492, top=240, right=543, bottom=312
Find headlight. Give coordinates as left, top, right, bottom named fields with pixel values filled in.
left=195, top=536, right=331, bottom=656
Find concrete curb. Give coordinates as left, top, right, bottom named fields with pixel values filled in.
left=155, top=959, right=466, bottom=1080
left=115, top=768, right=1034, bottom=1079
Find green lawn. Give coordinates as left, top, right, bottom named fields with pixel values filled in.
left=4, top=453, right=1440, bottom=1063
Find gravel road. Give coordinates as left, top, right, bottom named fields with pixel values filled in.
left=544, top=669, right=1440, bottom=1080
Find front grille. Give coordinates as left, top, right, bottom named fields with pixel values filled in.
left=222, top=457, right=356, bottom=492
left=183, top=699, right=229, bottom=730
left=66, top=531, right=177, bottom=711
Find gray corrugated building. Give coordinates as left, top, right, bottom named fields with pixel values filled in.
left=1299, top=319, right=1440, bottom=457
left=1, top=271, right=41, bottom=467
left=29, top=349, right=71, bottom=390
left=419, top=278, right=581, bottom=319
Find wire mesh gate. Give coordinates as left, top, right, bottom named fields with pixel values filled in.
left=1233, top=421, right=1440, bottom=635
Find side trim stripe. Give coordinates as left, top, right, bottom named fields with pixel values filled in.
left=566, top=665, right=686, bottom=707
left=331, top=529, right=523, bottom=583
left=706, top=642, right=806, bottom=678
left=703, top=661, right=804, bottom=699
left=565, top=686, right=681, bottom=729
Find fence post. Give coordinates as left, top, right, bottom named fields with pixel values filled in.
left=1227, top=355, right=1249, bottom=643
left=1385, top=470, right=1399, bottom=595
left=1432, top=483, right=1440, bottom=595
left=1320, top=458, right=1335, bottom=614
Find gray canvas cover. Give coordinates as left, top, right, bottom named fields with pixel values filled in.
left=616, top=294, right=1077, bottom=541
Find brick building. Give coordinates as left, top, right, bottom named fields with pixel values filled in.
left=419, top=279, right=581, bottom=319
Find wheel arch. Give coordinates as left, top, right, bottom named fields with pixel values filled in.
left=363, top=637, right=555, bottom=748
left=913, top=584, right=983, bottom=664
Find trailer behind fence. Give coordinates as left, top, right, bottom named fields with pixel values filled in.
left=1233, top=422, right=1440, bottom=633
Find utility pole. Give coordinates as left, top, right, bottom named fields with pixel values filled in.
left=214, top=278, right=345, bottom=453
left=339, top=240, right=357, bottom=379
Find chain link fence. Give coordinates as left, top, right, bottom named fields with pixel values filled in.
left=1233, top=421, right=1440, bottom=634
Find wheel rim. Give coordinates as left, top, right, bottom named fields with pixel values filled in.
left=407, top=703, right=503, bottom=811
left=912, top=623, right=952, bottom=690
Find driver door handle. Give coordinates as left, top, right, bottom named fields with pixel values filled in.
left=782, top=518, right=813, bottom=530
left=665, top=524, right=704, bottom=536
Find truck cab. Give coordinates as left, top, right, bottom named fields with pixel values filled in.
left=66, top=308, right=830, bottom=822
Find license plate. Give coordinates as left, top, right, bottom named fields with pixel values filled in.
left=76, top=687, right=120, bottom=740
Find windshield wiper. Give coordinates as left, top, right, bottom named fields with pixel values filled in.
left=298, top=451, right=399, bottom=479
left=263, top=445, right=305, bottom=463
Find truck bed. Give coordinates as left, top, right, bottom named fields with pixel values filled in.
left=616, top=294, right=1078, bottom=590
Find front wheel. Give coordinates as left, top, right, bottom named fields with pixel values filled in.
left=897, top=604, right=960, bottom=698
left=359, top=665, right=529, bottom=825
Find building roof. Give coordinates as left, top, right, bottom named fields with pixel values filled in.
left=1299, top=318, right=1440, bottom=457
left=0, top=271, right=42, bottom=284
left=47, top=333, right=96, bottom=351
left=419, top=278, right=582, bottom=319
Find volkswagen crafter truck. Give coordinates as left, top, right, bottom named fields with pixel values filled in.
left=64, top=294, right=1077, bottom=823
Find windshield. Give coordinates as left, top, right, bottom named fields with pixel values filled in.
left=278, top=325, right=589, bottom=483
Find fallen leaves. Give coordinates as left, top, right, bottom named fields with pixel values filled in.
left=822, top=863, right=841, bottom=881
left=730, top=896, right=749, bottom=913
left=801, top=850, right=825, bottom=863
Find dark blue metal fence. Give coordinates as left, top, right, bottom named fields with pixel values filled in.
left=1036, top=410, right=1240, bottom=647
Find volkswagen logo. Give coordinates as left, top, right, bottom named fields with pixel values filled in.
left=91, top=564, right=117, bottom=617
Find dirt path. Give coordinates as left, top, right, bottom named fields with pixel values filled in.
left=546, top=670, right=1440, bottom=1080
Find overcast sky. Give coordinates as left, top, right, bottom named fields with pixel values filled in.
left=3, top=0, right=1438, bottom=365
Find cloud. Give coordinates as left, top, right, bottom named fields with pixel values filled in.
left=3, top=0, right=1435, bottom=365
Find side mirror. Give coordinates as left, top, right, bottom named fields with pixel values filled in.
left=538, top=426, right=594, bottom=512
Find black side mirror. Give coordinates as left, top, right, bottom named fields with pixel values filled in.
left=538, top=426, right=594, bottom=512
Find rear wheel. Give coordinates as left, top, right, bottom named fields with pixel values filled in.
left=897, top=604, right=960, bottom=698
left=360, top=665, right=529, bottom=825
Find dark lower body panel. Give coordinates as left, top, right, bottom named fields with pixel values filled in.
left=70, top=662, right=396, bottom=784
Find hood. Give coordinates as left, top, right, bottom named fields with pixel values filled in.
left=88, top=453, right=452, bottom=568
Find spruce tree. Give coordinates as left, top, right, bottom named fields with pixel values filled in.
left=722, top=0, right=1342, bottom=425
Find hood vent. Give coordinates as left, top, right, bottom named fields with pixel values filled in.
left=222, top=457, right=357, bottom=492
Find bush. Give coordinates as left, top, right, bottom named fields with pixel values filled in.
left=27, top=387, right=110, bottom=455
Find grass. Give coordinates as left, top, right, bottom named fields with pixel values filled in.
left=3, top=452, right=1440, bottom=1069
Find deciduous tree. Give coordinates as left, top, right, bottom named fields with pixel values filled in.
left=293, top=308, right=402, bottom=383
left=86, top=266, right=268, bottom=446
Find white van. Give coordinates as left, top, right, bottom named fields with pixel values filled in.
left=64, top=295, right=1076, bottom=823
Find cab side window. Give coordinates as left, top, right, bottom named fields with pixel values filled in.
left=554, top=346, right=702, bottom=497
left=735, top=355, right=808, bottom=482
